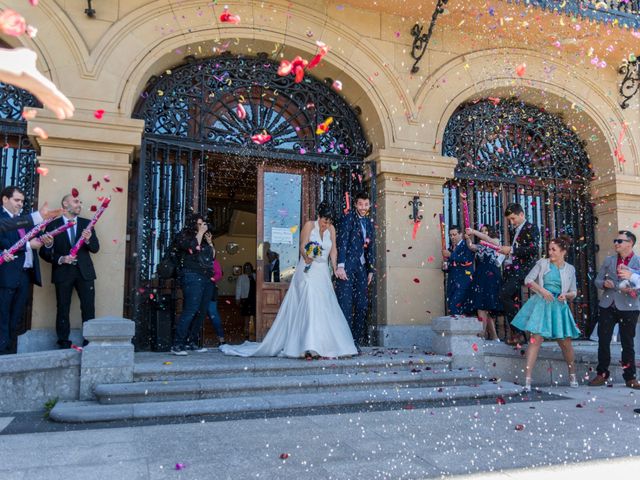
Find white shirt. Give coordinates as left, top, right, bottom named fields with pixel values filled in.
left=504, top=221, right=525, bottom=266
left=3, top=207, right=32, bottom=268
left=235, top=273, right=254, bottom=300
left=63, top=215, right=77, bottom=244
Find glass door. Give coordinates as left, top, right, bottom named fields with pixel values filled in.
left=256, top=163, right=314, bottom=340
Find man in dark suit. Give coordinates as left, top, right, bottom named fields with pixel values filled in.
left=335, top=191, right=375, bottom=351
left=0, top=186, right=53, bottom=355
left=499, top=202, right=539, bottom=345
left=40, top=193, right=100, bottom=348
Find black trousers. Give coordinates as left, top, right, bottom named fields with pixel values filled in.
left=499, top=269, right=526, bottom=336
left=0, top=270, right=31, bottom=354
left=54, top=267, right=95, bottom=344
left=596, top=306, right=638, bottom=381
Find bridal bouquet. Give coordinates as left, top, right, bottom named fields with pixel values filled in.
left=304, top=241, right=323, bottom=273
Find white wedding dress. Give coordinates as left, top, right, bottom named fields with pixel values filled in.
left=220, top=221, right=358, bottom=358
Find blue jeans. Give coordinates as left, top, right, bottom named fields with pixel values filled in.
left=174, top=271, right=213, bottom=348
left=207, top=301, right=225, bottom=338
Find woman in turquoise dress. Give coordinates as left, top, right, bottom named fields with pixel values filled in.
left=512, top=236, right=581, bottom=391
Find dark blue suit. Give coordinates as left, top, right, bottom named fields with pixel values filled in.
left=336, top=211, right=375, bottom=346
left=0, top=210, right=42, bottom=354
left=446, top=240, right=475, bottom=315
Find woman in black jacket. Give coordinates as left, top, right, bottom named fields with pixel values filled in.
left=171, top=213, right=215, bottom=355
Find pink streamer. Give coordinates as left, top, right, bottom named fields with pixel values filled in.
left=69, top=197, right=111, bottom=257
left=0, top=216, right=56, bottom=265
left=462, top=199, right=470, bottom=230
left=480, top=240, right=501, bottom=252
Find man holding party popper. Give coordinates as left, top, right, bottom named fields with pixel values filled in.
left=498, top=203, right=539, bottom=345
left=0, top=186, right=54, bottom=355
left=40, top=192, right=100, bottom=349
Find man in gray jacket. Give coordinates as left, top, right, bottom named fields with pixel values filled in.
left=589, top=230, right=640, bottom=389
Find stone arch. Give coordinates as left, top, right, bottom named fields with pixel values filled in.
left=83, top=1, right=403, bottom=152
left=416, top=48, right=637, bottom=178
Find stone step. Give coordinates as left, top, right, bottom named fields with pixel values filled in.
left=50, top=381, right=522, bottom=423
left=95, top=368, right=483, bottom=404
left=133, top=349, right=451, bottom=382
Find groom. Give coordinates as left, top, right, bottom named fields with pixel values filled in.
left=335, top=191, right=375, bottom=351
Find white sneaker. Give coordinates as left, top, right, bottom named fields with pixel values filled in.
left=523, top=377, right=532, bottom=392
left=569, top=374, right=579, bottom=388
left=170, top=346, right=188, bottom=356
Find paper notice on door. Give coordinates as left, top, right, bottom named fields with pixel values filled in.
left=271, top=227, right=294, bottom=245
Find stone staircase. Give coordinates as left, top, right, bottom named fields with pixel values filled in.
left=50, top=348, right=523, bottom=423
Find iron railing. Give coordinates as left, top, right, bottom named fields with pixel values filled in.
left=507, top=0, right=640, bottom=28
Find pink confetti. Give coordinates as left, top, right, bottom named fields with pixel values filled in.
left=0, top=9, right=26, bottom=36
left=175, top=463, right=186, bottom=470
left=332, top=80, right=343, bottom=91
left=251, top=133, right=272, bottom=145
left=236, top=103, right=247, bottom=120
left=515, top=63, right=526, bottom=77
left=36, top=166, right=49, bottom=176
left=471, top=343, right=479, bottom=352
left=219, top=7, right=240, bottom=24
left=94, top=109, right=105, bottom=119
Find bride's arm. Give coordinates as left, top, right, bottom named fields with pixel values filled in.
left=299, top=221, right=314, bottom=264
left=330, top=225, right=338, bottom=272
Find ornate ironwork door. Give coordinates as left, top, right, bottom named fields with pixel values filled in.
left=128, top=54, right=373, bottom=349
left=0, top=82, right=41, bottom=335
left=442, top=98, right=598, bottom=336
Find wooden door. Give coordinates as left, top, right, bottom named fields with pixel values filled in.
left=256, top=163, right=315, bottom=340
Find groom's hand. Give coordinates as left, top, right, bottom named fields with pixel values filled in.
left=335, top=266, right=348, bottom=281
left=367, top=272, right=373, bottom=285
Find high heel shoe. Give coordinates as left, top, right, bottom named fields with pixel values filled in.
left=569, top=374, right=579, bottom=388
left=523, top=377, right=532, bottom=392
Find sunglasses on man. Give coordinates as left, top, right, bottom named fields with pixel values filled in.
left=613, top=239, right=631, bottom=244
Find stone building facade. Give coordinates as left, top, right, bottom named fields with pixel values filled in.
left=1, top=0, right=639, bottom=350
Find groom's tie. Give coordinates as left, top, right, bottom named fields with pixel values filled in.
left=359, top=217, right=367, bottom=265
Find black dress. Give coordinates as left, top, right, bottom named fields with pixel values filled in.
left=240, top=274, right=256, bottom=316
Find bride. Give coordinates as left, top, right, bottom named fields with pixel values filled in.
left=220, top=202, right=358, bottom=358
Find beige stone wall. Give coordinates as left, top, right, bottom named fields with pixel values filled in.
left=2, top=0, right=638, bottom=335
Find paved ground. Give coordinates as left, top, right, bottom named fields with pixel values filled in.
left=1, top=383, right=638, bottom=479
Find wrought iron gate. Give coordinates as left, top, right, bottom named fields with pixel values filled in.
left=0, top=81, right=41, bottom=334
left=442, top=98, right=598, bottom=336
left=0, top=82, right=40, bottom=210
left=128, top=54, right=373, bottom=349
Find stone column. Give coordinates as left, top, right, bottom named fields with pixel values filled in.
left=370, top=148, right=457, bottom=349
left=431, top=316, right=484, bottom=369
left=79, top=316, right=135, bottom=400
left=18, top=110, right=144, bottom=352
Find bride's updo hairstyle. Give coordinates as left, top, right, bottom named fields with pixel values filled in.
left=550, top=235, right=572, bottom=253
left=317, top=202, right=334, bottom=222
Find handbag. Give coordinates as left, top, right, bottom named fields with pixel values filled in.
left=157, top=243, right=181, bottom=279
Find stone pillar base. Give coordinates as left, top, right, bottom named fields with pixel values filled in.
left=431, top=316, right=484, bottom=369
left=79, top=317, right=135, bottom=400
left=375, top=325, right=434, bottom=349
